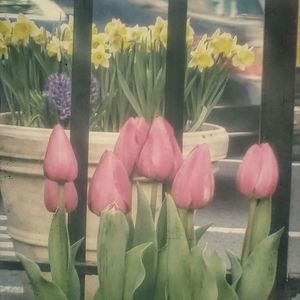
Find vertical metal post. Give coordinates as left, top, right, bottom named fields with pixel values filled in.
left=69, top=0, right=93, bottom=299
left=260, top=0, right=298, bottom=298
left=165, top=0, right=188, bottom=145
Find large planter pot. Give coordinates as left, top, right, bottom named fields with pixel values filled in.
left=0, top=112, right=229, bottom=298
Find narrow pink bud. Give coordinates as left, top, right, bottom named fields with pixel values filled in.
left=88, top=151, right=132, bottom=215
left=114, top=117, right=150, bottom=176
left=44, top=179, right=78, bottom=213
left=136, top=116, right=183, bottom=182
left=44, top=125, right=78, bottom=182
left=171, top=144, right=215, bottom=209
left=236, top=143, right=279, bottom=198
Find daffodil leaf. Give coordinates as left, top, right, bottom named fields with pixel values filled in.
left=237, top=228, right=284, bottom=300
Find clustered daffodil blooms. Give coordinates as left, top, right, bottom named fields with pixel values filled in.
left=0, top=15, right=255, bottom=132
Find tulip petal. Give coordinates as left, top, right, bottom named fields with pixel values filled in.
left=171, top=144, right=214, bottom=209
left=44, top=179, right=59, bottom=213
left=114, top=117, right=150, bottom=176
left=236, top=144, right=262, bottom=197
left=64, top=181, right=78, bottom=213
left=88, top=151, right=131, bottom=215
left=254, top=143, right=279, bottom=198
left=44, top=125, right=78, bottom=182
left=136, top=117, right=182, bottom=182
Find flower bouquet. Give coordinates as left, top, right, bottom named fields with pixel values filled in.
left=0, top=15, right=254, bottom=131
left=17, top=116, right=282, bottom=300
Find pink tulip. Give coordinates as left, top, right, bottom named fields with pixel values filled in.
left=171, top=144, right=215, bottom=209
left=88, top=151, right=131, bottom=215
left=44, top=179, right=78, bottom=213
left=114, top=117, right=150, bottom=176
left=44, top=125, right=78, bottom=182
left=236, top=143, right=279, bottom=198
left=136, top=116, right=183, bottom=182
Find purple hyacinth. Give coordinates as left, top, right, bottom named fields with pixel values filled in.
left=43, top=73, right=99, bottom=120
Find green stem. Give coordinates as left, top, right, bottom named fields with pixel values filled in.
left=187, top=209, right=195, bottom=249
left=241, top=197, right=257, bottom=264
left=150, top=181, right=158, bottom=219
left=177, top=208, right=195, bottom=249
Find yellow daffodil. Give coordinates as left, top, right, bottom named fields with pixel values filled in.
left=104, top=18, right=127, bottom=52
left=92, top=23, right=98, bottom=35
left=92, top=33, right=106, bottom=49
left=47, top=36, right=62, bottom=61
left=0, top=35, right=8, bottom=59
left=149, top=17, right=167, bottom=43
left=62, top=40, right=73, bottom=56
left=159, top=25, right=168, bottom=47
left=12, top=14, right=35, bottom=44
left=186, top=18, right=194, bottom=47
left=68, top=15, right=74, bottom=33
left=60, top=23, right=72, bottom=41
left=126, top=25, right=148, bottom=44
left=232, top=44, right=255, bottom=70
left=31, top=26, right=48, bottom=45
left=189, top=36, right=214, bottom=71
left=210, top=29, right=237, bottom=57
left=91, top=45, right=111, bottom=69
left=0, top=19, right=11, bottom=40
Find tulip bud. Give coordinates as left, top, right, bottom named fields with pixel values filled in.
left=136, top=116, right=183, bottom=182
left=236, top=143, right=279, bottom=198
left=171, top=144, right=215, bottom=209
left=114, top=117, right=150, bottom=176
left=88, top=151, right=132, bottom=215
left=44, top=124, right=78, bottom=182
left=44, top=179, right=78, bottom=213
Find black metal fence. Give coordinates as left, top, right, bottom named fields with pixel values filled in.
left=0, top=0, right=299, bottom=299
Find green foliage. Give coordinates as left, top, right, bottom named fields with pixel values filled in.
left=17, top=206, right=82, bottom=300
left=236, top=228, right=284, bottom=300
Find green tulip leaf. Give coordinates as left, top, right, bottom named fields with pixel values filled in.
left=195, top=223, right=213, bottom=244
left=153, top=245, right=168, bottom=300
left=16, top=253, right=67, bottom=300
left=97, top=208, right=129, bottom=300
left=133, top=184, right=158, bottom=299
left=207, top=252, right=239, bottom=300
left=48, top=206, right=69, bottom=295
left=126, top=213, right=134, bottom=250
left=67, top=238, right=84, bottom=300
left=123, top=242, right=151, bottom=300
left=191, top=246, right=218, bottom=300
left=237, top=228, right=284, bottom=300
left=226, top=250, right=242, bottom=289
left=156, top=199, right=167, bottom=249
left=250, top=198, right=271, bottom=252
left=166, top=194, right=191, bottom=300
